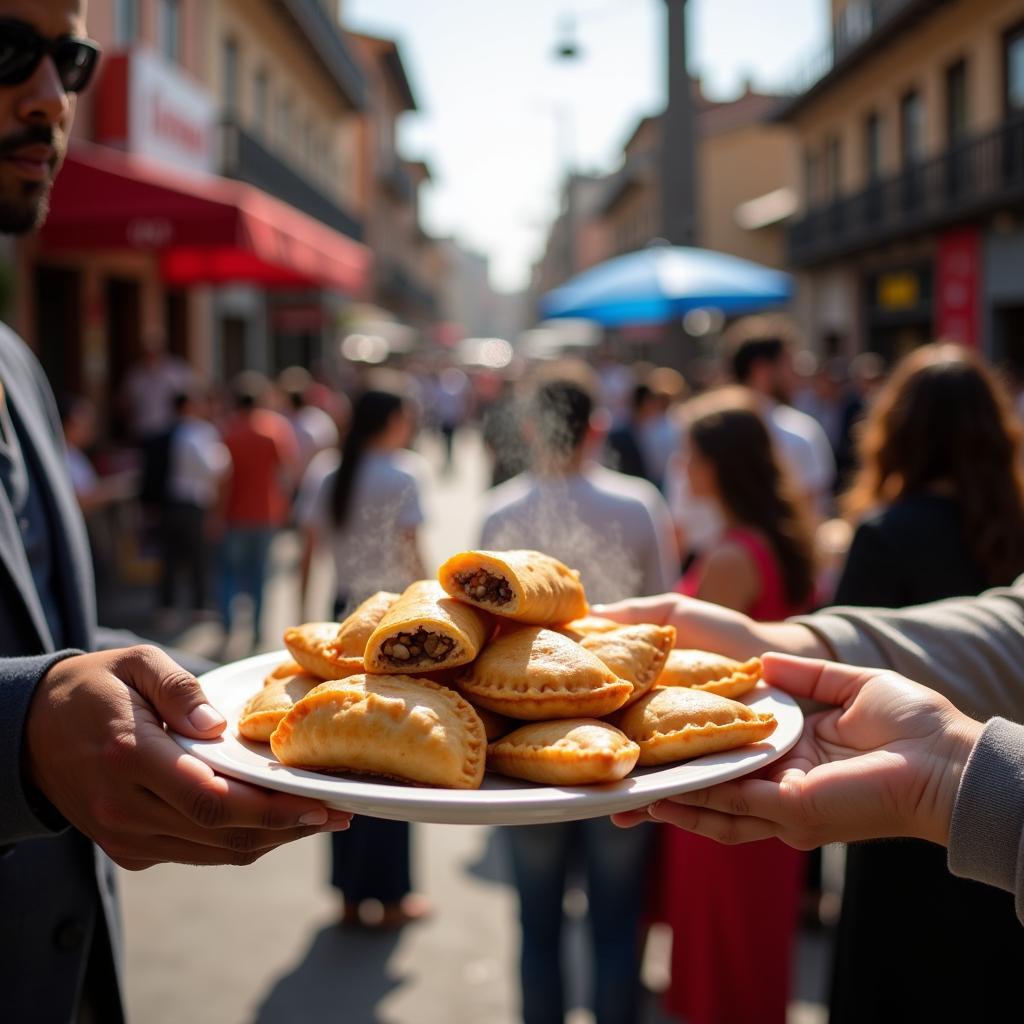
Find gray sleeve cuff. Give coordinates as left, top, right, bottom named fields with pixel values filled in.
left=0, top=650, right=84, bottom=844
left=789, top=611, right=885, bottom=666
left=948, top=718, right=1024, bottom=922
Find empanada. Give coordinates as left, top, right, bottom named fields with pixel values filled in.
left=270, top=674, right=486, bottom=789
left=472, top=704, right=517, bottom=742
left=657, top=650, right=762, bottom=700
left=458, top=626, right=632, bottom=720
left=555, top=616, right=625, bottom=641
left=438, top=550, right=588, bottom=625
left=283, top=622, right=365, bottom=680
left=364, top=580, right=492, bottom=673
left=266, top=660, right=307, bottom=685
left=336, top=591, right=401, bottom=657
left=580, top=624, right=677, bottom=706
left=617, top=687, right=776, bottom=766
left=238, top=670, right=320, bottom=742
left=488, top=719, right=640, bottom=785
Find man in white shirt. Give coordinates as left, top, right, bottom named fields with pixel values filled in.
left=480, top=367, right=678, bottom=1024
left=727, top=316, right=836, bottom=518
left=159, top=390, right=231, bottom=617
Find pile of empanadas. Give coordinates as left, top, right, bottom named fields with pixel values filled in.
left=238, top=550, right=777, bottom=790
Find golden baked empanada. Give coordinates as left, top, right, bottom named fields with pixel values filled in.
left=438, top=549, right=588, bottom=625
left=270, top=674, right=486, bottom=789
left=458, top=626, right=632, bottom=720
left=580, top=624, right=677, bottom=706
left=617, top=687, right=776, bottom=766
left=336, top=591, right=401, bottom=657
left=488, top=719, right=640, bottom=785
left=657, top=649, right=762, bottom=700
left=238, top=670, right=320, bottom=742
left=555, top=616, right=625, bottom=641
left=283, top=622, right=365, bottom=680
left=364, top=580, right=492, bottom=673
left=472, top=704, right=517, bottom=742
left=266, top=660, right=307, bottom=685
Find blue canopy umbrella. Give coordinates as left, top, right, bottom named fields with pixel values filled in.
left=539, top=246, right=793, bottom=328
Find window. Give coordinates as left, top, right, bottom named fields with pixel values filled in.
left=864, top=111, right=882, bottom=181
left=946, top=59, right=968, bottom=144
left=1006, top=22, right=1024, bottom=113
left=825, top=135, right=842, bottom=199
left=222, top=37, right=239, bottom=114
left=279, top=93, right=292, bottom=151
left=159, top=0, right=181, bottom=64
left=114, top=0, right=138, bottom=46
left=900, top=88, right=924, bottom=166
left=253, top=69, right=269, bottom=135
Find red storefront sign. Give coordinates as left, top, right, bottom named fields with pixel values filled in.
left=935, top=226, right=981, bottom=348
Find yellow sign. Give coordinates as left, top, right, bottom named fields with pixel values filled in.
left=877, top=272, right=920, bottom=310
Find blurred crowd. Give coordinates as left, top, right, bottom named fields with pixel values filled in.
left=63, top=317, right=1024, bottom=1024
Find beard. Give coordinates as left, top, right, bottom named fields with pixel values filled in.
left=0, top=180, right=51, bottom=235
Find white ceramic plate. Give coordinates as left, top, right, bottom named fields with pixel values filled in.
left=171, top=651, right=804, bottom=826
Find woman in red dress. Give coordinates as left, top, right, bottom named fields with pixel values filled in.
left=663, top=387, right=816, bottom=1024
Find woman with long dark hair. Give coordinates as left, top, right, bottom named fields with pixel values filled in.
left=297, top=382, right=430, bottom=928
left=828, top=342, right=1024, bottom=1023
left=660, top=387, right=815, bottom=1024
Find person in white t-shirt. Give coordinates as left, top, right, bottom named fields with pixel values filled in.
left=480, top=368, right=678, bottom=1024
left=727, top=316, right=836, bottom=519
left=296, top=383, right=430, bottom=930
left=278, top=366, right=339, bottom=478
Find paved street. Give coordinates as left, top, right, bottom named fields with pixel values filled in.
left=115, top=429, right=833, bottom=1024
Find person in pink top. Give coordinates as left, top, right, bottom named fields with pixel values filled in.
left=218, top=373, right=299, bottom=650
left=665, top=386, right=817, bottom=1024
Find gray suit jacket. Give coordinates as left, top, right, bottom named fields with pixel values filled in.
left=0, top=325, right=124, bottom=1023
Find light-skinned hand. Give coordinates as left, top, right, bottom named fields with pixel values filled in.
left=612, top=652, right=983, bottom=849
left=25, top=646, right=351, bottom=870
left=592, top=594, right=827, bottom=663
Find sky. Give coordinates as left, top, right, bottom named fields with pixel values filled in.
left=343, top=0, right=829, bottom=292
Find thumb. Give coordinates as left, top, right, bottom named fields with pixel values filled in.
left=119, top=645, right=227, bottom=738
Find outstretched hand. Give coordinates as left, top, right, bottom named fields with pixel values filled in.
left=612, top=653, right=983, bottom=849
left=25, top=646, right=351, bottom=870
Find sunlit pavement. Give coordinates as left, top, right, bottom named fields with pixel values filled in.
left=115, top=429, right=832, bottom=1023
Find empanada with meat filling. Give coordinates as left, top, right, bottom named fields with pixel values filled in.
left=364, top=580, right=492, bottom=673
left=439, top=549, right=588, bottom=625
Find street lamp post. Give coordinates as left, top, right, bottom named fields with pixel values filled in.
left=662, top=0, right=697, bottom=246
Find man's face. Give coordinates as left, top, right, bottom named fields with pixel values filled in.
left=769, top=349, right=796, bottom=405
left=0, top=1, right=85, bottom=234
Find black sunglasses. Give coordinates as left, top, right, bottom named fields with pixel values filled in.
left=0, top=19, right=101, bottom=94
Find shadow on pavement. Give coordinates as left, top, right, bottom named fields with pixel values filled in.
left=463, top=826, right=514, bottom=887
left=252, top=923, right=402, bottom=1024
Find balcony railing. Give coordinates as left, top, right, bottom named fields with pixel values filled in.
left=220, top=119, right=364, bottom=242
left=272, top=0, right=366, bottom=110
left=783, top=0, right=943, bottom=110
left=788, top=115, right=1024, bottom=266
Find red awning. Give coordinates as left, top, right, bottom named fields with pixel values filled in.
left=41, top=143, right=369, bottom=294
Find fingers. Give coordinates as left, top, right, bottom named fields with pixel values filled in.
left=610, top=808, right=652, bottom=828
left=117, top=645, right=226, bottom=738
left=647, top=799, right=783, bottom=845
left=124, top=714, right=345, bottom=833
left=591, top=595, right=678, bottom=627
left=665, top=777, right=796, bottom=825
left=762, top=653, right=878, bottom=707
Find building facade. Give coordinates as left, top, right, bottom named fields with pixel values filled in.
left=784, top=0, right=1024, bottom=364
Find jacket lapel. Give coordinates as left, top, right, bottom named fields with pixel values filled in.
left=0, top=467, right=53, bottom=650
left=0, top=330, right=95, bottom=651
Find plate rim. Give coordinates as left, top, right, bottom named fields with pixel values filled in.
left=171, top=650, right=803, bottom=824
